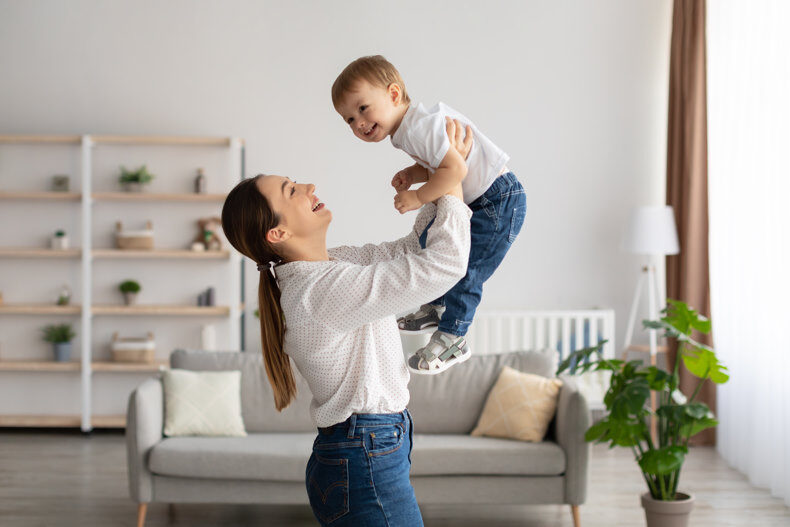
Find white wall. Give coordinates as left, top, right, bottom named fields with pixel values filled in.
left=0, top=1, right=672, bottom=369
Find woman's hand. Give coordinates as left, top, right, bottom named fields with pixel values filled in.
left=444, top=117, right=473, bottom=202
left=446, top=117, right=473, bottom=160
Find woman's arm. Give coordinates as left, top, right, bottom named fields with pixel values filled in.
left=329, top=119, right=473, bottom=265
left=307, top=195, right=471, bottom=332
left=328, top=204, right=436, bottom=265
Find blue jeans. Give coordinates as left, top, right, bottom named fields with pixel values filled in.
left=419, top=172, right=527, bottom=336
left=306, top=410, right=423, bottom=527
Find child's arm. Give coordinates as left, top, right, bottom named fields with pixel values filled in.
left=394, top=148, right=467, bottom=214
left=391, top=163, right=429, bottom=191
left=394, top=118, right=472, bottom=214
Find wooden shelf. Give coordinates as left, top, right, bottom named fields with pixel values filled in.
left=92, top=249, right=230, bottom=259
left=92, top=191, right=226, bottom=202
left=0, top=304, right=81, bottom=315
left=0, top=360, right=168, bottom=372
left=0, top=248, right=81, bottom=258
left=0, top=361, right=80, bottom=372
left=92, top=304, right=230, bottom=316
left=0, top=414, right=126, bottom=428
left=92, top=360, right=168, bottom=372
left=92, top=135, right=232, bottom=147
left=0, top=191, right=81, bottom=201
left=91, top=415, right=126, bottom=428
left=0, top=135, right=82, bottom=145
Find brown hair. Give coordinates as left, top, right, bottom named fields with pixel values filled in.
left=221, top=175, right=296, bottom=411
left=331, top=55, right=410, bottom=109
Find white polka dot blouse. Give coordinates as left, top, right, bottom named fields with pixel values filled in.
left=274, top=195, right=472, bottom=427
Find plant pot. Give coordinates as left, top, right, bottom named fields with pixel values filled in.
left=641, top=492, right=695, bottom=527
left=123, top=292, right=138, bottom=306
left=50, top=236, right=69, bottom=250
left=53, top=342, right=71, bottom=362
left=121, top=182, right=147, bottom=192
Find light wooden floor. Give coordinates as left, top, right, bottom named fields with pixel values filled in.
left=0, top=429, right=788, bottom=526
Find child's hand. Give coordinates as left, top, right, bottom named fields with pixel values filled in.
left=394, top=190, right=423, bottom=214
left=391, top=170, right=413, bottom=191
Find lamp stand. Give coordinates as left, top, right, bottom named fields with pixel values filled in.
left=622, top=260, right=668, bottom=440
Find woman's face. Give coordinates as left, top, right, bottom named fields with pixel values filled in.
left=256, top=175, right=331, bottom=244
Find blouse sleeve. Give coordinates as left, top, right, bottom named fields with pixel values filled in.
left=328, top=203, right=438, bottom=265
left=306, top=196, right=471, bottom=332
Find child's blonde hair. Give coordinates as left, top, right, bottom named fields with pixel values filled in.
left=331, top=55, right=410, bottom=109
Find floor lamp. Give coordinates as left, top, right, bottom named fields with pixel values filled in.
left=621, top=206, right=680, bottom=437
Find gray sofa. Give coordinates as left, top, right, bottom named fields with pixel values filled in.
left=127, top=348, right=590, bottom=527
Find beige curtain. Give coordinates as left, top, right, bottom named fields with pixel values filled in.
left=665, top=0, right=716, bottom=446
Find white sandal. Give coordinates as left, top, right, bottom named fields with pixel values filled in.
left=407, top=332, right=471, bottom=375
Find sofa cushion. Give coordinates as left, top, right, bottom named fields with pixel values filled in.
left=471, top=366, right=563, bottom=442
left=162, top=369, right=247, bottom=437
left=170, top=350, right=315, bottom=433
left=408, top=349, right=558, bottom=434
left=148, top=432, right=566, bottom=482
left=410, top=434, right=566, bottom=476
left=149, top=433, right=314, bottom=482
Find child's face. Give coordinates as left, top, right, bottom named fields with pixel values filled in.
left=335, top=80, right=404, bottom=143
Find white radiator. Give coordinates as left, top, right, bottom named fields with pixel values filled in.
left=401, top=308, right=615, bottom=410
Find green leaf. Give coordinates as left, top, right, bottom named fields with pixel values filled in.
left=555, top=341, right=608, bottom=375
left=609, top=377, right=651, bottom=419
left=584, top=419, right=610, bottom=443
left=681, top=347, right=730, bottom=384
left=679, top=417, right=718, bottom=438
left=638, top=446, right=688, bottom=476
left=645, top=367, right=672, bottom=391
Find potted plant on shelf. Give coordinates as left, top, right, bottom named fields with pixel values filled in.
left=119, top=280, right=141, bottom=305
left=119, top=165, right=155, bottom=192
left=42, top=324, right=76, bottom=362
left=557, top=300, right=729, bottom=527
left=50, top=229, right=69, bottom=250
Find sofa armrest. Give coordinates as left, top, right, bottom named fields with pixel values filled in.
left=126, top=377, right=164, bottom=503
left=555, top=374, right=591, bottom=505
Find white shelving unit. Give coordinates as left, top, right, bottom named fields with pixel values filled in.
left=0, top=134, right=244, bottom=431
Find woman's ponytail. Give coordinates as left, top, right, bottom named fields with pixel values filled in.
left=257, top=266, right=296, bottom=411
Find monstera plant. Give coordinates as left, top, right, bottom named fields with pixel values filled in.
left=558, top=300, right=729, bottom=525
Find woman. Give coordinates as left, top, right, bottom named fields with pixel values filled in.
left=221, top=120, right=473, bottom=526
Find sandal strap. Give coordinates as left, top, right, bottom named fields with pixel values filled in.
left=438, top=338, right=466, bottom=362
left=417, top=334, right=466, bottom=369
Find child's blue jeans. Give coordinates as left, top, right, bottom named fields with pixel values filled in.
left=306, top=410, right=423, bottom=527
left=419, top=172, right=526, bottom=337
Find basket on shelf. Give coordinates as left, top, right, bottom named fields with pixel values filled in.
left=116, top=221, right=154, bottom=250
left=111, top=332, right=155, bottom=363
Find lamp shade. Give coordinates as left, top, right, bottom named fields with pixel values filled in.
left=621, top=205, right=680, bottom=255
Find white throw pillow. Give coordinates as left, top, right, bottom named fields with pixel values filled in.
left=163, top=369, right=247, bottom=437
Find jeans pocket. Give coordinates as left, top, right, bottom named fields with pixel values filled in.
left=508, top=204, right=526, bottom=243
left=307, top=454, right=349, bottom=524
left=367, top=423, right=405, bottom=457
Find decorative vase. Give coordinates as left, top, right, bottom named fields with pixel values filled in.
left=123, top=292, right=138, bottom=306
left=194, top=168, right=206, bottom=194
left=53, top=342, right=71, bottom=362
left=641, top=492, right=695, bottom=527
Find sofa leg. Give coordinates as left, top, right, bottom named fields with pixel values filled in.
left=570, top=505, right=580, bottom=527
left=137, top=503, right=148, bottom=527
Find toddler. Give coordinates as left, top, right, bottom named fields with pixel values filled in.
left=332, top=55, right=526, bottom=374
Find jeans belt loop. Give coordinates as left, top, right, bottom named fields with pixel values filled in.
left=347, top=414, right=357, bottom=439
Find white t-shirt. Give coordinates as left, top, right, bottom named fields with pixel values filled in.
left=390, top=102, right=510, bottom=204
left=275, top=196, right=472, bottom=428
